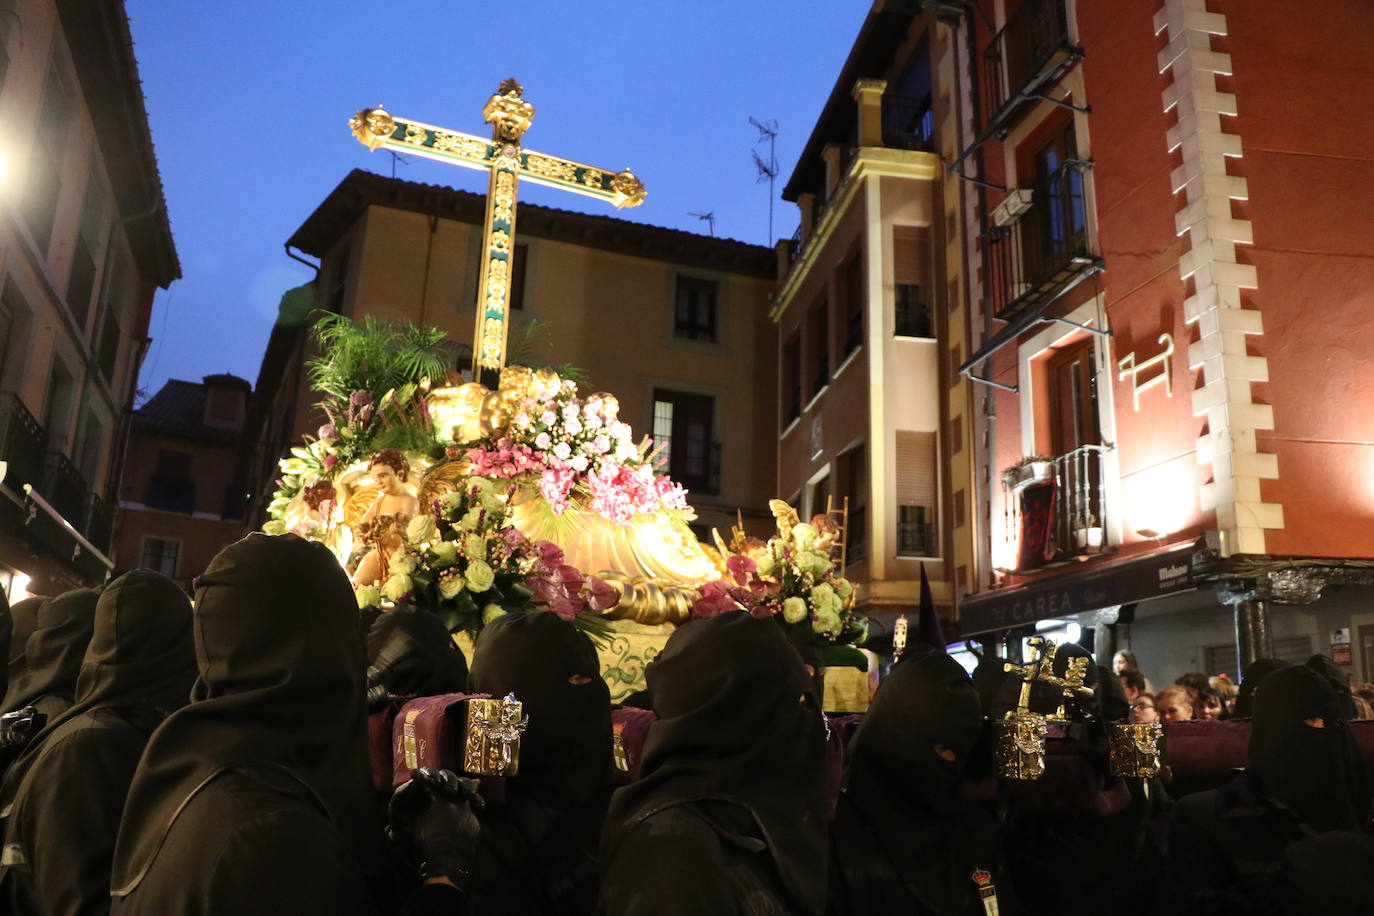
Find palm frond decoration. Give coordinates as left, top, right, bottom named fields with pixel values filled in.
left=504, top=317, right=591, bottom=386
left=307, top=312, right=450, bottom=402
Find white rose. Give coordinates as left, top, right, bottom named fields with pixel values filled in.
left=262, top=520, right=286, bottom=536
left=406, top=514, right=437, bottom=544
left=381, top=574, right=413, bottom=602
left=389, top=549, right=417, bottom=575
left=355, top=585, right=382, bottom=609
left=439, top=574, right=466, bottom=600
left=431, top=541, right=458, bottom=564
left=782, top=596, right=809, bottom=624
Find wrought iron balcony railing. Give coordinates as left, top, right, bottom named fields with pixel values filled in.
left=1001, top=443, right=1110, bottom=570
left=982, top=0, right=1081, bottom=136
left=984, top=161, right=1102, bottom=322
left=0, top=392, right=46, bottom=493
left=44, top=451, right=89, bottom=535
left=85, top=491, right=115, bottom=553
left=882, top=94, right=936, bottom=152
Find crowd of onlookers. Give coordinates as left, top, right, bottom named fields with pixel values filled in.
left=1113, top=648, right=1374, bottom=725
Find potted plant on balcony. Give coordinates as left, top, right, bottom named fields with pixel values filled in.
left=1022, top=455, right=1054, bottom=483
left=1072, top=512, right=1104, bottom=550
left=1001, top=464, right=1023, bottom=488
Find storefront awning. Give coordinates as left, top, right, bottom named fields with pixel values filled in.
left=957, top=543, right=1202, bottom=636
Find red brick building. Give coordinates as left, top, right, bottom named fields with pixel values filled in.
left=944, top=0, right=1374, bottom=682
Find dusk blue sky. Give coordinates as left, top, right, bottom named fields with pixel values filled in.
left=127, top=1, right=867, bottom=400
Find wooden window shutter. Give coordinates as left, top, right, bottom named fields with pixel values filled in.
left=896, top=431, right=936, bottom=507
left=892, top=226, right=930, bottom=286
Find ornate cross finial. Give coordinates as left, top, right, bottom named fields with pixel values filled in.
left=484, top=78, right=534, bottom=143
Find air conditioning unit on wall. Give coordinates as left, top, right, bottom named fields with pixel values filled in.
left=991, top=188, right=1034, bottom=227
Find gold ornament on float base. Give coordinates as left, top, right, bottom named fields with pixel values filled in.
left=463, top=693, right=528, bottom=776
left=995, top=637, right=1095, bottom=780
left=1108, top=722, right=1164, bottom=780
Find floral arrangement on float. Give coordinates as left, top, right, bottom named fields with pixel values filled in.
left=260, top=312, right=707, bottom=641
left=352, top=476, right=617, bottom=641
left=694, top=500, right=870, bottom=669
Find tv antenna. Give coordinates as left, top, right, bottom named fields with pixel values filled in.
left=386, top=149, right=413, bottom=178
left=750, top=116, right=779, bottom=243
left=689, top=211, right=717, bottom=238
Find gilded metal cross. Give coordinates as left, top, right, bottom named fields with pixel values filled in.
left=349, top=79, right=647, bottom=387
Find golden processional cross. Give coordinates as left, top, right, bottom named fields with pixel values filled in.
left=349, top=79, right=647, bottom=388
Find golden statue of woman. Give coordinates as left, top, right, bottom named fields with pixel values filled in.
left=350, top=449, right=421, bottom=586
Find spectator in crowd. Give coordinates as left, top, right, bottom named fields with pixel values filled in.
left=1157, top=684, right=1196, bottom=723
left=1119, top=669, right=1146, bottom=703
left=1176, top=672, right=1211, bottom=695
left=1112, top=650, right=1154, bottom=692
left=1130, top=693, right=1158, bottom=725
left=1209, top=676, right=1238, bottom=716
left=1195, top=688, right=1225, bottom=721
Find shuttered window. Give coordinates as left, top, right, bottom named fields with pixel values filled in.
left=897, top=431, right=938, bottom=556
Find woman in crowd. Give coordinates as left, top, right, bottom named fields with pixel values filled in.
left=830, top=648, right=1018, bottom=915
left=1129, top=693, right=1158, bottom=724
left=110, top=533, right=380, bottom=915
left=1195, top=687, right=1225, bottom=721
left=600, top=610, right=828, bottom=916
left=1209, top=675, right=1238, bottom=717
left=464, top=610, right=612, bottom=915
left=1165, top=663, right=1374, bottom=911
left=0, top=570, right=196, bottom=914
left=1156, top=684, right=1196, bottom=723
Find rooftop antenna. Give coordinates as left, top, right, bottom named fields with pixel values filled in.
left=689, top=210, right=716, bottom=238
left=750, top=116, right=779, bottom=243
left=386, top=149, right=413, bottom=178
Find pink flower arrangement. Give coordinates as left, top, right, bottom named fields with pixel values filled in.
left=463, top=377, right=690, bottom=526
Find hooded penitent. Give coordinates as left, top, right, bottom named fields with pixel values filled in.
left=365, top=606, right=468, bottom=707
left=1234, top=657, right=1290, bottom=718
left=0, top=589, right=10, bottom=691
left=1, top=589, right=98, bottom=720
left=1, top=597, right=41, bottom=700
left=1248, top=664, right=1372, bottom=832
left=465, top=610, right=612, bottom=915
left=109, top=534, right=376, bottom=910
left=0, top=570, right=195, bottom=915
left=831, top=649, right=998, bottom=915
left=1305, top=654, right=1359, bottom=722
left=603, top=610, right=829, bottom=916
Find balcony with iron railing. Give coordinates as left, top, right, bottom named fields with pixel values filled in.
left=1000, top=444, right=1110, bottom=571
left=982, top=0, right=1081, bottom=138
left=882, top=94, right=935, bottom=152
left=0, top=392, right=46, bottom=493
left=984, top=161, right=1103, bottom=322
left=85, top=491, right=115, bottom=554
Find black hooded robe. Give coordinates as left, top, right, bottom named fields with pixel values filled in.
left=829, top=649, right=1019, bottom=916
left=0, top=596, right=41, bottom=700
left=109, top=534, right=380, bottom=916
left=465, top=610, right=612, bottom=916
left=366, top=606, right=469, bottom=705
left=1165, top=664, right=1374, bottom=914
left=0, top=571, right=196, bottom=916
left=0, top=590, right=98, bottom=777
left=600, top=610, right=830, bottom=916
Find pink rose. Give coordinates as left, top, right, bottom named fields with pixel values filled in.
left=540, top=410, right=557, bottom=426
left=553, top=442, right=572, bottom=461
left=535, top=432, right=552, bottom=450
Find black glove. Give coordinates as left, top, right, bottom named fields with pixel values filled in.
left=388, top=767, right=484, bottom=885
left=366, top=628, right=424, bottom=709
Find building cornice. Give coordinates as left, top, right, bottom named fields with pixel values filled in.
left=289, top=170, right=775, bottom=279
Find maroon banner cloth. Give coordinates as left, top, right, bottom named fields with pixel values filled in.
left=391, top=692, right=487, bottom=789
left=1016, top=481, right=1057, bottom=569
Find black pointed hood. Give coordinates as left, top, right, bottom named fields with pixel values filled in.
left=604, top=611, right=829, bottom=915
left=1, top=589, right=98, bottom=715
left=111, top=534, right=373, bottom=896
